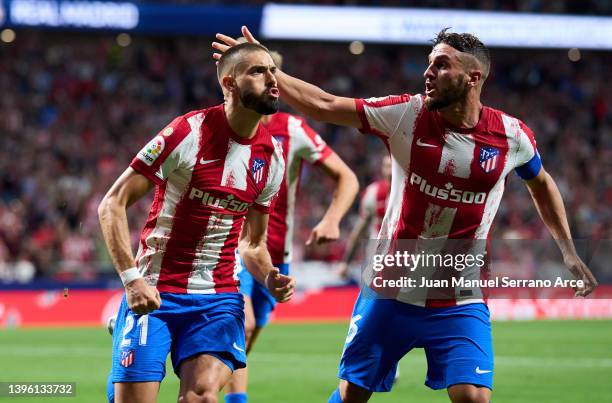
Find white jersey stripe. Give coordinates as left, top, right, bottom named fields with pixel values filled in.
left=362, top=96, right=422, bottom=298
left=438, top=131, right=475, bottom=178
left=363, top=99, right=411, bottom=137
left=139, top=117, right=201, bottom=287
left=221, top=140, right=252, bottom=190
left=188, top=213, right=235, bottom=293
left=420, top=203, right=457, bottom=238
left=371, top=96, right=424, bottom=243
left=255, top=137, right=285, bottom=208
left=379, top=96, right=424, bottom=239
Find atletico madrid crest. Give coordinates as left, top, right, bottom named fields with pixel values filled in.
left=251, top=158, right=266, bottom=184
left=479, top=147, right=499, bottom=173
left=120, top=350, right=135, bottom=368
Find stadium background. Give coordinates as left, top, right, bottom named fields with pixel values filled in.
left=0, top=1, right=611, bottom=402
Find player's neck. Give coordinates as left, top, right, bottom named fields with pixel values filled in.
left=439, top=97, right=482, bottom=130
left=225, top=102, right=262, bottom=139
left=261, top=114, right=272, bottom=125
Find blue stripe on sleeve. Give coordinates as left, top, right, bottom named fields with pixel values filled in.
left=515, top=151, right=542, bottom=180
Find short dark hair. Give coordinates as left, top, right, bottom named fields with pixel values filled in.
left=217, top=42, right=271, bottom=81
left=432, top=28, right=491, bottom=79
left=236, top=37, right=283, bottom=69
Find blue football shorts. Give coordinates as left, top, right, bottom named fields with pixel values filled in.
left=107, top=292, right=246, bottom=402
left=338, top=288, right=493, bottom=392
left=236, top=252, right=289, bottom=328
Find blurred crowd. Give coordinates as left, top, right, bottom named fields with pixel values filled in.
left=0, top=29, right=610, bottom=284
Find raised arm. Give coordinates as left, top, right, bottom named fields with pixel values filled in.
left=98, top=167, right=161, bottom=314
left=213, top=26, right=361, bottom=128
left=308, top=152, right=359, bottom=245
left=525, top=168, right=598, bottom=296
left=274, top=70, right=361, bottom=128
left=240, top=208, right=295, bottom=302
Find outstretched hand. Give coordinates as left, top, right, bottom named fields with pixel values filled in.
left=212, top=25, right=259, bottom=61
left=564, top=255, right=598, bottom=297
left=306, top=218, right=340, bottom=246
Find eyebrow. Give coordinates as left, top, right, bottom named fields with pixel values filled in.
left=233, top=61, right=267, bottom=74
left=247, top=64, right=275, bottom=72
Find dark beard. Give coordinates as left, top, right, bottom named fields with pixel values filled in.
left=239, top=88, right=279, bottom=115
left=425, top=76, right=468, bottom=111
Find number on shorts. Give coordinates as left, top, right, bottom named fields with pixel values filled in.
left=137, top=315, right=148, bottom=346
left=120, top=314, right=149, bottom=347
left=346, top=314, right=362, bottom=344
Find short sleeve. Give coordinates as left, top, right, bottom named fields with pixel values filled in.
left=514, top=121, right=542, bottom=180
left=354, top=94, right=420, bottom=138
left=290, top=116, right=332, bottom=164
left=359, top=184, right=377, bottom=219
left=130, top=116, right=192, bottom=185
left=253, top=139, right=286, bottom=213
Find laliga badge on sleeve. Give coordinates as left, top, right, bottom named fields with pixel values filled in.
left=138, top=136, right=166, bottom=166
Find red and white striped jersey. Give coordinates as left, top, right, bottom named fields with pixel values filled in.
left=359, top=179, right=390, bottom=239
left=356, top=94, right=541, bottom=307
left=263, top=113, right=332, bottom=264
left=130, top=104, right=285, bottom=294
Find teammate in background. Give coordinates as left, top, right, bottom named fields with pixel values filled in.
left=224, top=49, right=359, bottom=403
left=213, top=28, right=597, bottom=403
left=337, top=155, right=391, bottom=280
left=99, top=42, right=295, bottom=403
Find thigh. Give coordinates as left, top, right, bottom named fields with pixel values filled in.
left=243, top=295, right=256, bottom=338
left=338, top=289, right=418, bottom=393
left=110, top=296, right=171, bottom=384
left=178, top=354, right=233, bottom=400
left=339, top=379, right=373, bottom=403
left=422, top=303, right=494, bottom=391
left=114, top=382, right=160, bottom=403
left=447, top=384, right=491, bottom=403
left=170, top=293, right=247, bottom=376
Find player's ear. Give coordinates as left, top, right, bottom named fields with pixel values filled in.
left=222, top=75, right=237, bottom=92
left=468, top=70, right=482, bottom=88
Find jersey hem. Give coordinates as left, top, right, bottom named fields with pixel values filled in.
left=252, top=203, right=271, bottom=214
left=312, top=147, right=333, bottom=165
left=155, top=285, right=239, bottom=294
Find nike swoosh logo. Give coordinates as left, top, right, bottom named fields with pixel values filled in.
left=475, top=367, right=492, bottom=374
left=233, top=342, right=245, bottom=352
left=416, top=138, right=437, bottom=148
left=200, top=158, right=220, bottom=165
